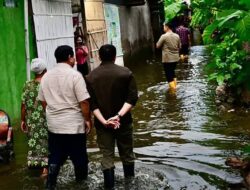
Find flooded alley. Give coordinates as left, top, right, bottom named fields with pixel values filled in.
left=130, top=46, right=250, bottom=189
left=1, top=46, right=250, bottom=190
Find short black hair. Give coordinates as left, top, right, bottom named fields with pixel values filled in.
left=164, top=22, right=174, bottom=30
left=99, top=44, right=116, bottom=62
left=54, top=45, right=74, bottom=63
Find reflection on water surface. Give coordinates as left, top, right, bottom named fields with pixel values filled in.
left=1, top=46, right=250, bottom=190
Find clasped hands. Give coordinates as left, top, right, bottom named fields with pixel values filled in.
left=104, top=115, right=120, bottom=129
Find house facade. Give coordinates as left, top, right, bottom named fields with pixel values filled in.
left=0, top=0, right=163, bottom=119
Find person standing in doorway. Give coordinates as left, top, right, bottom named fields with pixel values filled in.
left=75, top=36, right=89, bottom=76
left=86, top=44, right=138, bottom=189
left=156, top=22, right=181, bottom=92
left=38, top=45, right=92, bottom=189
left=21, top=58, right=48, bottom=177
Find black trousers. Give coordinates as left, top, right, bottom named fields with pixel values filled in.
left=48, top=132, right=88, bottom=175
left=180, top=44, right=189, bottom=55
left=77, top=63, right=89, bottom=76
left=163, top=62, right=177, bottom=82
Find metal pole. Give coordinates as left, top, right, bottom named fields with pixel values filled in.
left=24, top=0, right=30, bottom=80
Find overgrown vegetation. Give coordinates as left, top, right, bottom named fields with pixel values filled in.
left=164, top=0, right=250, bottom=91
left=190, top=0, right=250, bottom=89
left=164, top=0, right=186, bottom=23
left=164, top=0, right=250, bottom=155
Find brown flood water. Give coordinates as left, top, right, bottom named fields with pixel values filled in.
left=1, top=46, right=250, bottom=190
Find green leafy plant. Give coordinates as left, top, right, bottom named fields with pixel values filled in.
left=191, top=0, right=250, bottom=89
left=165, top=0, right=250, bottom=89
left=164, top=2, right=182, bottom=22
left=164, top=0, right=186, bottom=22
left=206, top=36, right=246, bottom=86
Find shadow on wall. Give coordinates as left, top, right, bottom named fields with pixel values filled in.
left=122, top=38, right=154, bottom=64
left=119, top=4, right=154, bottom=61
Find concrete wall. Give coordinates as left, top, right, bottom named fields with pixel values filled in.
left=119, top=3, right=154, bottom=61
left=0, top=0, right=35, bottom=120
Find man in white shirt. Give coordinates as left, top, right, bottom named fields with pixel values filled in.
left=38, top=45, right=91, bottom=189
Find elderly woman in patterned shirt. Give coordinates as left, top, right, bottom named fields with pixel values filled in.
left=21, top=58, right=48, bottom=177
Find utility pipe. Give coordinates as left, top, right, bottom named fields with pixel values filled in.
left=24, top=0, right=30, bottom=80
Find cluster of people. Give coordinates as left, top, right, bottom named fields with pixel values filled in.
left=156, top=20, right=190, bottom=93
left=20, top=44, right=138, bottom=190
left=19, top=16, right=189, bottom=190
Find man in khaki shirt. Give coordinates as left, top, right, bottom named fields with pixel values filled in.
left=38, top=45, right=91, bottom=189
left=156, top=22, right=181, bottom=92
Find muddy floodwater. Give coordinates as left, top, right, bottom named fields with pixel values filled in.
left=1, top=46, right=250, bottom=190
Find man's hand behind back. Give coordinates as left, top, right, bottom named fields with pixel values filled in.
left=107, top=115, right=120, bottom=129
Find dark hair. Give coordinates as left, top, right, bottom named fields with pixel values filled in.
left=164, top=22, right=173, bottom=30
left=99, top=44, right=116, bottom=62
left=76, top=36, right=86, bottom=45
left=54, top=45, right=74, bottom=63
left=76, top=35, right=83, bottom=40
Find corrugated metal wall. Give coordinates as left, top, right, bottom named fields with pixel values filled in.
left=31, top=0, right=74, bottom=69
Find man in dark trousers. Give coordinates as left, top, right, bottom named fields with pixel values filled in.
left=156, top=22, right=181, bottom=92
left=176, top=21, right=191, bottom=60
left=38, top=45, right=91, bottom=189
left=86, top=44, right=138, bottom=189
